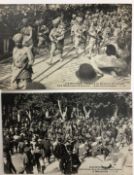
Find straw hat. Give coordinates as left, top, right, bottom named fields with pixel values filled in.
left=72, top=14, right=76, bottom=18
left=52, top=17, right=61, bottom=26
left=12, top=33, right=23, bottom=43
left=76, top=16, right=83, bottom=23
left=22, top=18, right=28, bottom=24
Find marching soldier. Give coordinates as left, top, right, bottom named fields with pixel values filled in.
left=86, top=22, right=97, bottom=58
left=95, top=31, right=103, bottom=54
left=36, top=19, right=49, bottom=48
left=48, top=17, right=65, bottom=64
left=20, top=18, right=33, bottom=49
left=11, top=33, right=34, bottom=89
left=73, top=16, right=85, bottom=55
left=83, top=14, right=90, bottom=50
left=70, top=14, right=77, bottom=43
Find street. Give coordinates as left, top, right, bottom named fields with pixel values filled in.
left=11, top=146, right=132, bottom=175
left=0, top=41, right=130, bottom=90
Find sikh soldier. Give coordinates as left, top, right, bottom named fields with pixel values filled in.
left=11, top=33, right=34, bottom=89
left=48, top=17, right=65, bottom=64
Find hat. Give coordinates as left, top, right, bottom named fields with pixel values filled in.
left=22, top=18, right=28, bottom=24
left=96, top=136, right=102, bottom=141
left=76, top=16, right=83, bottom=23
left=52, top=17, right=61, bottom=26
left=91, top=142, right=98, bottom=147
left=76, top=63, right=96, bottom=81
left=13, top=33, right=23, bottom=43
left=86, top=11, right=90, bottom=15
left=72, top=14, right=76, bottom=18
left=39, top=18, right=44, bottom=25
left=35, top=19, right=41, bottom=26
left=24, top=146, right=30, bottom=152
left=38, top=139, right=42, bottom=142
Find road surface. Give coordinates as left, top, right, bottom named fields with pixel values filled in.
left=0, top=42, right=130, bottom=90
left=10, top=145, right=132, bottom=175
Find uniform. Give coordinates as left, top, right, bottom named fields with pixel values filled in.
left=82, top=18, right=90, bottom=49
left=12, top=33, right=34, bottom=89
left=37, top=24, right=49, bottom=48
left=49, top=18, right=65, bottom=64
left=73, top=20, right=85, bottom=54
left=86, top=24, right=97, bottom=57
left=70, top=15, right=77, bottom=43
left=21, top=25, right=33, bottom=48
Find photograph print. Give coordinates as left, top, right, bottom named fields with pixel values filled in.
left=0, top=4, right=132, bottom=90
left=2, top=92, right=132, bottom=174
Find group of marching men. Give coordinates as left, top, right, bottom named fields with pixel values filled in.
left=70, top=9, right=131, bottom=56
left=11, top=7, right=131, bottom=89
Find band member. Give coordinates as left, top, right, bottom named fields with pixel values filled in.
left=86, top=22, right=97, bottom=58
left=70, top=14, right=77, bottom=43
left=11, top=33, right=34, bottom=89
left=73, top=16, right=85, bottom=55
left=48, top=17, right=65, bottom=64
left=37, top=19, right=49, bottom=48
left=82, top=15, right=90, bottom=51
left=95, top=31, right=103, bottom=54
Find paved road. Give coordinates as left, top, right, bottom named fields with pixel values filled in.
left=0, top=43, right=130, bottom=90
left=11, top=154, right=132, bottom=175
left=11, top=146, right=132, bottom=175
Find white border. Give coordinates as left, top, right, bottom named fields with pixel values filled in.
left=0, top=1, right=133, bottom=174
left=0, top=0, right=133, bottom=4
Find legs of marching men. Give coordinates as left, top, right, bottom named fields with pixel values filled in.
left=59, top=157, right=72, bottom=175
left=71, top=34, right=74, bottom=44
left=58, top=39, right=64, bottom=62
left=74, top=37, right=81, bottom=56
left=48, top=40, right=64, bottom=64
left=87, top=39, right=96, bottom=59
left=3, top=38, right=9, bottom=54
left=48, top=42, right=56, bottom=65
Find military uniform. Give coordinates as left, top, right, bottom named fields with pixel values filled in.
left=21, top=25, right=33, bottom=48
left=12, top=33, right=34, bottom=89
left=49, top=18, right=65, bottom=64
left=86, top=24, right=97, bottom=57
left=70, top=14, right=77, bottom=43
left=37, top=24, right=49, bottom=47
left=73, top=17, right=85, bottom=54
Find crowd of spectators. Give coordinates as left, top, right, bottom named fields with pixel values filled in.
left=2, top=93, right=132, bottom=174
